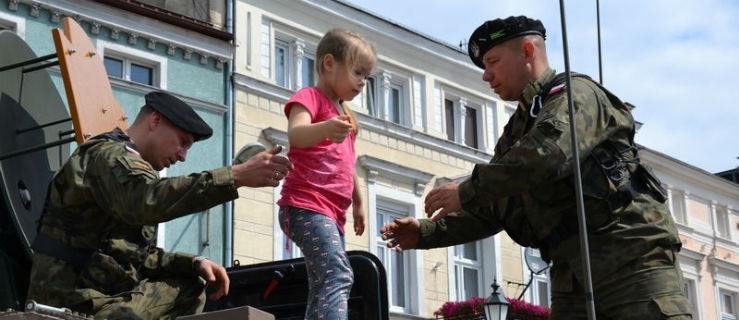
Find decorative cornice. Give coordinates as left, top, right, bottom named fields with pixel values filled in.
left=358, top=155, right=433, bottom=195
left=13, top=0, right=233, bottom=70
left=261, top=127, right=288, bottom=147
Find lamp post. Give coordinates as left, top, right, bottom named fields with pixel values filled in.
left=484, top=279, right=509, bottom=320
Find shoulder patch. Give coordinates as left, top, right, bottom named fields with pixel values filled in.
left=549, top=83, right=566, bottom=95
left=125, top=145, right=140, bottom=156
left=115, top=155, right=157, bottom=179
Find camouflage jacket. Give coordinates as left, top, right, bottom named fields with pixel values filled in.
left=28, top=128, right=238, bottom=307
left=417, top=69, right=680, bottom=288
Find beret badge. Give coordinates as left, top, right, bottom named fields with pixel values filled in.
left=470, top=41, right=480, bottom=59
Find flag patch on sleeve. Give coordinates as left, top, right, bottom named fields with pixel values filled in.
left=549, top=84, right=566, bottom=95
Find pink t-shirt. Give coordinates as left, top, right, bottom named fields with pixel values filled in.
left=277, top=87, right=356, bottom=233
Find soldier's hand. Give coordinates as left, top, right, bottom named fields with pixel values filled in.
left=233, top=146, right=293, bottom=188
left=424, top=182, right=461, bottom=221
left=193, top=257, right=230, bottom=300
left=380, top=217, right=420, bottom=252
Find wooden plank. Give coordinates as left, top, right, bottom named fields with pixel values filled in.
left=52, top=17, right=128, bottom=144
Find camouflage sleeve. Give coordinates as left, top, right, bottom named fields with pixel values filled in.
left=86, top=143, right=239, bottom=225
left=458, top=78, right=631, bottom=211
left=141, top=248, right=197, bottom=279
left=417, top=206, right=503, bottom=249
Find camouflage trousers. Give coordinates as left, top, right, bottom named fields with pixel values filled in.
left=549, top=247, right=693, bottom=320
left=89, top=277, right=206, bottom=320
left=28, top=253, right=206, bottom=319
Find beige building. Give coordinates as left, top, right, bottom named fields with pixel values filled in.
left=644, top=149, right=739, bottom=320
left=229, top=0, right=739, bottom=319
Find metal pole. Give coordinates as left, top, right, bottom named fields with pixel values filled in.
left=596, top=0, right=603, bottom=85
left=557, top=1, right=597, bottom=319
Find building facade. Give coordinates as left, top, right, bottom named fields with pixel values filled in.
left=230, top=1, right=739, bottom=319
left=0, top=0, right=234, bottom=264
left=2, top=0, right=737, bottom=319
left=645, top=149, right=739, bottom=320
left=232, top=0, right=528, bottom=318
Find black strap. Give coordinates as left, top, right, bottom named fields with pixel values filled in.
left=32, top=233, right=92, bottom=269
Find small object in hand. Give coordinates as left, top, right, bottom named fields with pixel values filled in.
left=233, top=142, right=266, bottom=165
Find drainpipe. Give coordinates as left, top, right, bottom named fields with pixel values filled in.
left=224, top=0, right=234, bottom=267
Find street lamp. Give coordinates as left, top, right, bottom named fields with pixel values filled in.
left=484, top=279, right=509, bottom=320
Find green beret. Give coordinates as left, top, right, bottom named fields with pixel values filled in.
left=144, top=91, right=213, bottom=141
left=468, top=16, right=546, bottom=69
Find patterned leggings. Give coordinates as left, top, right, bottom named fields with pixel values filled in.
left=279, top=207, right=353, bottom=320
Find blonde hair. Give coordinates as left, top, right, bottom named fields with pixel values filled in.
left=316, top=28, right=376, bottom=77
left=315, top=28, right=376, bottom=133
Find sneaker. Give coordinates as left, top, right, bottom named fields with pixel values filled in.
left=233, top=142, right=266, bottom=165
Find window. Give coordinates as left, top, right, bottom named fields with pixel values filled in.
left=669, top=189, right=687, bottom=224
left=683, top=279, right=698, bottom=318
left=365, top=76, right=378, bottom=116
left=388, top=83, right=404, bottom=124
left=442, top=93, right=483, bottom=149
left=281, top=230, right=303, bottom=260
left=367, top=71, right=411, bottom=126
left=716, top=206, right=730, bottom=239
left=103, top=56, right=154, bottom=86
left=376, top=200, right=412, bottom=310
left=445, top=99, right=455, bottom=141
left=464, top=106, right=479, bottom=148
left=721, top=290, right=737, bottom=320
left=0, top=11, right=25, bottom=38
left=274, top=39, right=289, bottom=88
left=97, top=40, right=166, bottom=88
left=301, top=55, right=315, bottom=88
left=534, top=278, right=550, bottom=307
left=452, top=242, right=482, bottom=301
left=362, top=156, right=432, bottom=316
left=261, top=21, right=317, bottom=90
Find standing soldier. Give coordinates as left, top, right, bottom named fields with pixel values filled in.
left=27, top=91, right=293, bottom=319
left=381, top=16, right=693, bottom=319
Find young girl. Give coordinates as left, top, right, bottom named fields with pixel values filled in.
left=277, top=28, right=376, bottom=319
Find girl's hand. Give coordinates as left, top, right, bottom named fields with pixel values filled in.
left=322, top=115, right=353, bottom=143
left=352, top=203, right=366, bottom=236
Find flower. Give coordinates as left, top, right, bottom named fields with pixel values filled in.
left=433, top=297, right=550, bottom=320
left=434, top=297, right=485, bottom=318
left=506, top=297, right=551, bottom=320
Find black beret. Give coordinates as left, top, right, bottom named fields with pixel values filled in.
left=144, top=91, right=213, bottom=141
left=468, top=16, right=546, bottom=69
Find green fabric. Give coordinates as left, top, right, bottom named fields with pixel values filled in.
left=27, top=129, right=238, bottom=316
left=417, top=69, right=688, bottom=315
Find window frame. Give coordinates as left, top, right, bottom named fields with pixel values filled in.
left=720, top=289, right=737, bottom=320
left=450, top=242, right=484, bottom=301
left=365, top=75, right=379, bottom=116
left=668, top=188, right=688, bottom=224
left=440, top=88, right=485, bottom=150
left=375, top=198, right=413, bottom=311
left=269, top=27, right=317, bottom=90
left=715, top=205, right=730, bottom=239
left=96, top=40, right=167, bottom=89
left=0, top=11, right=25, bottom=38
left=360, top=157, right=432, bottom=317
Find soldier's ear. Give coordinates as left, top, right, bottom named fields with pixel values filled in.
left=523, top=41, right=535, bottom=62
left=148, top=111, right=162, bottom=131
